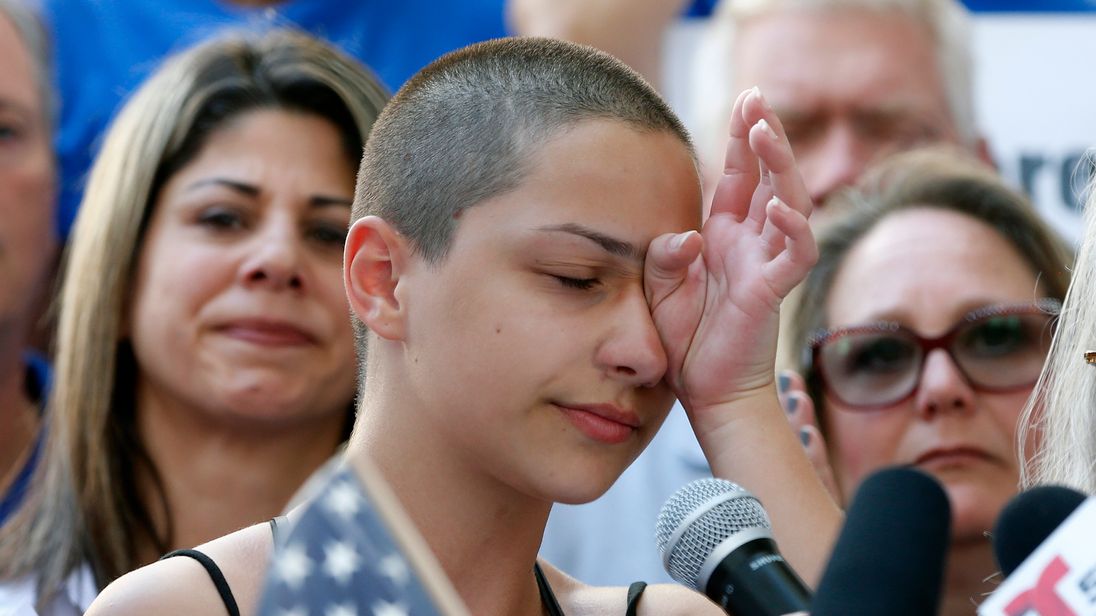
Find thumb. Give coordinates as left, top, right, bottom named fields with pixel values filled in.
left=644, top=230, right=702, bottom=304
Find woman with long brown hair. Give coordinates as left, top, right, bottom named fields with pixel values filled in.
left=0, top=29, right=387, bottom=613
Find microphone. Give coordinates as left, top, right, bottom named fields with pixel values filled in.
left=978, top=485, right=1096, bottom=615
left=992, top=485, right=1086, bottom=576
left=811, top=466, right=951, bottom=616
left=655, top=478, right=811, bottom=615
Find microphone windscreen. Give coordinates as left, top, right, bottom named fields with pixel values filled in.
left=992, top=485, right=1087, bottom=577
left=812, top=467, right=951, bottom=616
left=655, top=478, right=771, bottom=589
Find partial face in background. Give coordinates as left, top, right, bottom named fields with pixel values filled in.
left=820, top=208, right=1041, bottom=543
left=396, top=119, right=701, bottom=505
left=129, top=109, right=357, bottom=428
left=0, top=13, right=55, bottom=340
left=733, top=8, right=963, bottom=218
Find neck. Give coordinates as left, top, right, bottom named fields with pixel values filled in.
left=350, top=393, right=552, bottom=616
left=0, top=337, right=39, bottom=498
left=941, top=536, right=998, bottom=615
left=134, top=386, right=345, bottom=562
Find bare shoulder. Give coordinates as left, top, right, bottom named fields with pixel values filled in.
left=538, top=560, right=721, bottom=616
left=629, top=583, right=723, bottom=616
left=86, top=522, right=275, bottom=616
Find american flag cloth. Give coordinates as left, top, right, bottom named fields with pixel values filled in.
left=257, top=465, right=444, bottom=616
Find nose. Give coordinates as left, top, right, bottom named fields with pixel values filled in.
left=913, top=349, right=977, bottom=420
left=801, top=123, right=872, bottom=208
left=238, top=217, right=305, bottom=291
left=595, top=287, right=668, bottom=388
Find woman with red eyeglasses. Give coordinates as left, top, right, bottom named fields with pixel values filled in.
left=786, top=146, right=1072, bottom=615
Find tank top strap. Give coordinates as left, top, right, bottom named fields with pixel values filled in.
left=533, top=562, right=566, bottom=616
left=269, top=514, right=288, bottom=542
left=625, top=581, right=648, bottom=616
left=160, top=548, right=241, bottom=616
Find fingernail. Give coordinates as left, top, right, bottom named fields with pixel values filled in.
left=785, top=396, right=798, bottom=415
left=752, top=86, right=771, bottom=110
left=778, top=374, right=790, bottom=393
left=799, top=427, right=811, bottom=447
left=671, top=230, right=696, bottom=251
left=757, top=118, right=778, bottom=141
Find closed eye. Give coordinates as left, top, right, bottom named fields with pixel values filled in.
left=553, top=275, right=599, bottom=291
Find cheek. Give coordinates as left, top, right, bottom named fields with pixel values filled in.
left=824, top=404, right=911, bottom=494
left=312, top=261, right=353, bottom=326
left=0, top=156, right=55, bottom=248
left=986, top=391, right=1029, bottom=456
left=128, top=239, right=229, bottom=336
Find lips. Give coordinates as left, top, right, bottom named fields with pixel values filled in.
left=217, top=319, right=317, bottom=347
left=555, top=402, right=641, bottom=445
left=913, top=446, right=991, bottom=470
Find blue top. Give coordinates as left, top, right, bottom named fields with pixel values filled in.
left=42, top=0, right=510, bottom=240
left=0, top=353, right=51, bottom=526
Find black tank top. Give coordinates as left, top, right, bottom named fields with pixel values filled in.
left=164, top=521, right=648, bottom=616
left=534, top=562, right=648, bottom=616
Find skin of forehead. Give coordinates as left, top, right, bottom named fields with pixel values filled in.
left=731, top=7, right=950, bottom=121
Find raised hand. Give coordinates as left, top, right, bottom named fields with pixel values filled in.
left=645, top=87, right=817, bottom=416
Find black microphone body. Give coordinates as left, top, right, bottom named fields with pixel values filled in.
left=811, top=466, right=952, bottom=616
left=704, top=535, right=811, bottom=614
left=992, top=484, right=1087, bottom=576
left=656, top=478, right=811, bottom=616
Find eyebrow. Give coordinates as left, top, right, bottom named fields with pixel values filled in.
left=536, top=223, right=643, bottom=262
left=0, top=98, right=34, bottom=118
left=183, top=178, right=352, bottom=208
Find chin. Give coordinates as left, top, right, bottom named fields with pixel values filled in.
left=942, top=480, right=1014, bottom=541
left=541, top=465, right=622, bottom=506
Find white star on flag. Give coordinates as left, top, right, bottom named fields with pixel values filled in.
left=324, top=480, right=363, bottom=519
left=323, top=540, right=362, bottom=585
left=278, top=607, right=307, bottom=616
left=275, top=543, right=313, bottom=590
left=372, top=600, right=410, bottom=616
left=377, top=552, right=410, bottom=587
left=325, top=602, right=358, bottom=616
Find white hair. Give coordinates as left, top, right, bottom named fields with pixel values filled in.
left=689, top=0, right=977, bottom=181
left=1020, top=163, right=1096, bottom=494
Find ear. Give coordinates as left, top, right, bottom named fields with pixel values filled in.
left=973, top=136, right=996, bottom=171
left=344, top=216, right=410, bottom=341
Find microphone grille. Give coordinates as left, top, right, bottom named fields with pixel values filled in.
left=655, top=478, right=771, bottom=588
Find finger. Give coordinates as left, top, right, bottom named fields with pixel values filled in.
left=711, top=88, right=762, bottom=222
left=743, top=123, right=776, bottom=228
left=644, top=230, right=703, bottom=305
left=799, top=426, right=842, bottom=503
left=777, top=369, right=809, bottom=401
left=743, top=88, right=813, bottom=219
left=762, top=197, right=818, bottom=298
left=782, top=391, right=813, bottom=431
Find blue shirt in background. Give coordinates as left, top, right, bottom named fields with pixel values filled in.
left=44, top=0, right=510, bottom=241
left=0, top=354, right=51, bottom=526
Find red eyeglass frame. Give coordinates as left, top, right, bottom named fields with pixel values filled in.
left=802, top=298, right=1061, bottom=411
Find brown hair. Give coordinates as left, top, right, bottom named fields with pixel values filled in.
left=0, top=30, right=387, bottom=601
